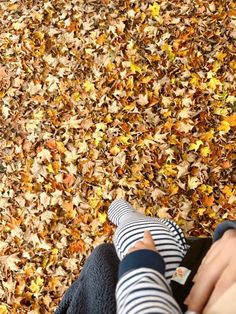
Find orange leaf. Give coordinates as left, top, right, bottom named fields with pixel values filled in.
left=7, top=217, right=23, bottom=229
left=36, top=146, right=43, bottom=154
left=225, top=114, right=236, bottom=127
left=46, top=139, right=57, bottom=149
left=67, top=22, right=77, bottom=32
left=202, top=194, right=214, bottom=207
left=102, top=223, right=113, bottom=236
left=68, top=240, right=85, bottom=254
left=222, top=160, right=231, bottom=169
left=63, top=174, right=75, bottom=186
left=96, top=33, right=107, bottom=45
left=0, top=66, right=7, bottom=82
left=21, top=172, right=32, bottom=183
left=63, top=201, right=73, bottom=212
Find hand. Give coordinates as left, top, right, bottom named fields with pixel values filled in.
left=128, top=230, right=157, bottom=254
left=184, top=229, right=236, bottom=313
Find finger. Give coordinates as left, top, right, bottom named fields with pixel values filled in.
left=143, top=230, right=155, bottom=245
left=185, top=261, right=224, bottom=312
left=203, top=263, right=236, bottom=312
left=201, top=240, right=221, bottom=266
left=192, top=240, right=222, bottom=283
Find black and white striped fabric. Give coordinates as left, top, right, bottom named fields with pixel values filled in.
left=108, top=199, right=187, bottom=282
left=108, top=199, right=187, bottom=314
left=116, top=268, right=182, bottom=314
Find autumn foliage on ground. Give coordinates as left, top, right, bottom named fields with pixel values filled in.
left=0, top=0, right=236, bottom=312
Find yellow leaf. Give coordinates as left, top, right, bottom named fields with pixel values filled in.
left=29, top=277, right=44, bottom=293
left=159, top=164, right=177, bottom=177
left=141, top=76, right=152, bottom=84
left=96, top=33, right=107, bottom=45
left=106, top=62, right=115, bottom=71
left=98, top=212, right=107, bottom=224
left=149, top=3, right=160, bottom=17
left=71, top=92, right=80, bottom=101
left=169, top=183, right=179, bottom=196
left=190, top=73, right=200, bottom=86
left=52, top=161, right=60, bottom=174
left=200, top=146, right=211, bottom=157
left=123, top=102, right=136, bottom=111
left=215, top=51, right=227, bottom=61
left=199, top=184, right=213, bottom=194
left=110, top=145, right=121, bottom=156
left=65, top=209, right=76, bottom=219
left=47, top=164, right=54, bottom=173
left=130, top=62, right=142, bottom=74
left=229, top=60, right=236, bottom=70
left=198, top=207, right=206, bottom=216
left=212, top=61, right=221, bottom=73
left=0, top=305, right=8, bottom=314
left=208, top=77, right=221, bottom=90
left=141, top=12, right=146, bottom=22
left=200, top=130, right=214, bottom=142
left=189, top=140, right=203, bottom=151
left=83, top=80, right=95, bottom=92
left=217, top=120, right=230, bottom=133
left=51, top=248, right=59, bottom=255
left=162, top=43, right=172, bottom=53
left=88, top=197, right=100, bottom=209
left=221, top=186, right=234, bottom=197
left=127, top=76, right=134, bottom=89
left=104, top=113, right=113, bottom=123
left=214, top=107, right=228, bottom=116
left=56, top=141, right=67, bottom=153
left=118, top=135, right=130, bottom=145
left=42, top=258, right=49, bottom=269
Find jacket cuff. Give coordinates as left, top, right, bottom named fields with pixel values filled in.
left=213, top=221, right=236, bottom=242
left=118, top=249, right=165, bottom=279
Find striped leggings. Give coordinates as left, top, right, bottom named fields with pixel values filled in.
left=108, top=199, right=188, bottom=283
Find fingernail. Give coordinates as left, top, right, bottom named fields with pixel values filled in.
left=184, top=311, right=199, bottom=314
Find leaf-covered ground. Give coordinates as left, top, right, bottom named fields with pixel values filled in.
left=0, top=0, right=235, bottom=312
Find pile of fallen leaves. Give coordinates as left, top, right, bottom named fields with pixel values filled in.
left=0, top=0, right=235, bottom=312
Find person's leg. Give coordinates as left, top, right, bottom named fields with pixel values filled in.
left=108, top=199, right=187, bottom=282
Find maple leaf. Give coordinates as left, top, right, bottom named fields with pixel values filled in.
left=189, top=140, right=203, bottom=151
left=176, top=161, right=189, bottom=179
left=110, top=145, right=121, bottom=156
left=137, top=94, right=149, bottom=106
left=0, top=67, right=7, bottom=82
left=217, top=120, right=230, bottom=133
left=0, top=305, right=8, bottom=314
left=83, top=80, right=95, bottom=92
left=37, top=149, right=52, bottom=162
left=188, top=176, right=201, bottom=189
left=0, top=254, right=20, bottom=271
left=130, top=62, right=142, bottom=74
left=225, top=114, right=236, bottom=126
left=98, top=212, right=107, bottom=224
left=176, top=121, right=194, bottom=133
left=208, top=77, right=221, bottom=90
left=149, top=3, right=160, bottom=17
left=202, top=194, right=214, bottom=207
left=29, top=277, right=44, bottom=294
